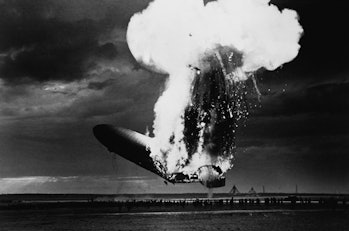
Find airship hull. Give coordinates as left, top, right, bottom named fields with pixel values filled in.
left=93, top=124, right=166, bottom=179
left=93, top=124, right=225, bottom=188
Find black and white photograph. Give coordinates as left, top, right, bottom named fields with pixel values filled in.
left=0, top=0, right=348, bottom=230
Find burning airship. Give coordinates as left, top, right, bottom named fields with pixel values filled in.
left=93, top=0, right=303, bottom=189
left=95, top=47, right=256, bottom=188
left=93, top=124, right=225, bottom=188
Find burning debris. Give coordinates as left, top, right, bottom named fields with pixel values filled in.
left=112, top=0, right=304, bottom=187
left=182, top=47, right=249, bottom=172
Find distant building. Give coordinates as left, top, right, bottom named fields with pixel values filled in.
left=229, top=185, right=240, bottom=195
left=248, top=187, right=258, bottom=196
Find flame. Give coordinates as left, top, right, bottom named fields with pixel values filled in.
left=126, top=0, right=303, bottom=175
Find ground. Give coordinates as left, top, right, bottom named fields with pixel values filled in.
left=1, top=210, right=348, bottom=231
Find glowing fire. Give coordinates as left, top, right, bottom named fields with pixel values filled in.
left=126, top=0, right=303, bottom=176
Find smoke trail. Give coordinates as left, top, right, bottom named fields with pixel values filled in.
left=127, top=0, right=303, bottom=175
left=208, top=188, right=213, bottom=198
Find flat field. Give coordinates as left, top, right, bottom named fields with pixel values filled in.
left=1, top=209, right=348, bottom=231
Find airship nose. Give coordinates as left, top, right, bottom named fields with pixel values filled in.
left=93, top=124, right=108, bottom=137
left=93, top=124, right=110, bottom=135
left=93, top=124, right=115, bottom=147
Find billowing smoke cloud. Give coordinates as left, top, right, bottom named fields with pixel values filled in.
left=128, top=0, right=302, bottom=73
left=127, top=0, right=302, bottom=176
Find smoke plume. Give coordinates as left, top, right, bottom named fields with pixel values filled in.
left=126, top=0, right=303, bottom=175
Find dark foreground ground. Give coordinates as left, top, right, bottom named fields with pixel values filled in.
left=1, top=209, right=349, bottom=231
left=1, top=194, right=348, bottom=230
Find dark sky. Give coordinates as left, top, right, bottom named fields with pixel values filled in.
left=0, top=0, right=348, bottom=194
